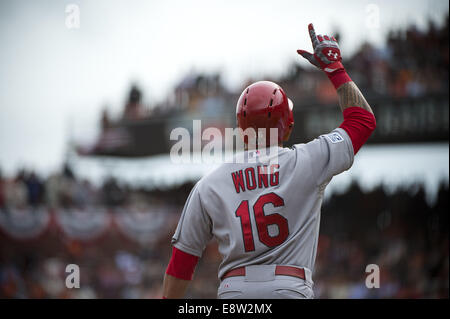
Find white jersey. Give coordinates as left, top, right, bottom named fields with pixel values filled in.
left=172, top=127, right=354, bottom=280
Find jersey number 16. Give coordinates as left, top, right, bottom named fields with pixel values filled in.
left=235, top=192, right=289, bottom=252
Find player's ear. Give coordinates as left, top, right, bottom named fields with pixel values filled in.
left=283, top=124, right=293, bottom=141
left=283, top=98, right=294, bottom=141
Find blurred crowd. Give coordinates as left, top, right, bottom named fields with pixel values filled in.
left=279, top=15, right=449, bottom=105
left=315, top=183, right=448, bottom=298
left=0, top=163, right=448, bottom=298
left=86, top=17, right=449, bottom=158
left=0, top=165, right=189, bottom=299
left=347, top=17, right=449, bottom=98
left=0, top=165, right=192, bottom=211
left=103, top=15, right=449, bottom=123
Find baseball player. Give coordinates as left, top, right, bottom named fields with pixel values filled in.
left=162, top=24, right=376, bottom=299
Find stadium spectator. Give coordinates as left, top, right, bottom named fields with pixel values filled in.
left=122, top=85, right=147, bottom=120
left=4, top=172, right=28, bottom=209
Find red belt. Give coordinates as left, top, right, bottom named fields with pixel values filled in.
left=221, top=266, right=306, bottom=281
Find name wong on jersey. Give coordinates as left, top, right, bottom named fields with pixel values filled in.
left=231, top=164, right=280, bottom=193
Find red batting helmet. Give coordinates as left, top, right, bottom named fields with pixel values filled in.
left=236, top=81, right=294, bottom=145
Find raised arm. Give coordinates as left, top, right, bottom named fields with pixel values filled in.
left=297, top=23, right=376, bottom=154
left=297, top=23, right=373, bottom=114
left=337, top=81, right=373, bottom=114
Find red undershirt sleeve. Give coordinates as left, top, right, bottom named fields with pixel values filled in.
left=165, top=246, right=199, bottom=280
left=339, top=107, right=376, bottom=155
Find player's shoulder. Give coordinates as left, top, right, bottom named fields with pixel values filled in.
left=293, top=128, right=350, bottom=150
left=194, top=162, right=230, bottom=191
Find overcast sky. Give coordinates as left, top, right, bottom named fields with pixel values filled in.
left=0, top=0, right=448, bottom=176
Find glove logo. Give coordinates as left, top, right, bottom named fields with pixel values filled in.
left=327, top=50, right=339, bottom=59
left=298, top=23, right=352, bottom=87
left=297, top=23, right=346, bottom=76
left=324, top=67, right=339, bottom=73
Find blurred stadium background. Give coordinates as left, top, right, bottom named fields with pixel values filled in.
left=0, top=0, right=448, bottom=298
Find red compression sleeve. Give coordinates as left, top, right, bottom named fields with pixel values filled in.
left=339, top=107, right=376, bottom=155
left=328, top=70, right=352, bottom=89
left=165, top=246, right=199, bottom=280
